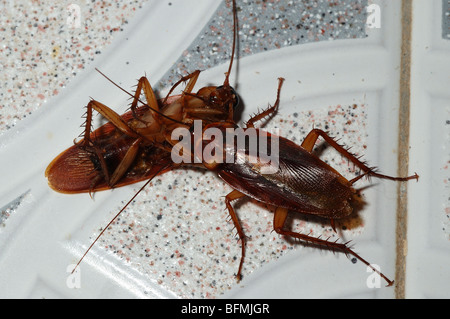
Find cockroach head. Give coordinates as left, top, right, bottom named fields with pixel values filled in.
left=193, top=84, right=240, bottom=122
left=215, top=85, right=240, bottom=110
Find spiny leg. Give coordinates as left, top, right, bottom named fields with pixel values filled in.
left=108, top=138, right=142, bottom=186
left=94, top=68, right=180, bottom=126
left=163, top=70, right=201, bottom=104
left=273, top=207, right=394, bottom=286
left=77, top=100, right=141, bottom=188
left=83, top=100, right=140, bottom=140
left=130, top=76, right=160, bottom=122
left=301, top=128, right=419, bottom=182
left=224, top=189, right=247, bottom=281
left=87, top=137, right=143, bottom=189
left=245, top=77, right=284, bottom=128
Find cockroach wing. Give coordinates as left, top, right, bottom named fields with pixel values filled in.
left=218, top=131, right=356, bottom=219
left=46, top=105, right=173, bottom=194
left=46, top=141, right=102, bottom=193
left=46, top=137, right=172, bottom=194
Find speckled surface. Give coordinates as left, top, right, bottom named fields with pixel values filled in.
left=0, top=0, right=146, bottom=132
left=98, top=103, right=368, bottom=298
left=156, top=0, right=368, bottom=90
left=0, top=0, right=369, bottom=134
left=83, top=0, right=369, bottom=298
left=1, top=0, right=449, bottom=299
left=0, top=0, right=371, bottom=297
left=443, top=0, right=450, bottom=39
left=0, top=0, right=391, bottom=299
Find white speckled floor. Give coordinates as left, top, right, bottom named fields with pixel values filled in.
left=0, top=0, right=449, bottom=299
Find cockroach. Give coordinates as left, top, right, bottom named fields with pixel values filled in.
left=170, top=77, right=418, bottom=286
left=46, top=0, right=418, bottom=287
left=46, top=0, right=239, bottom=268
left=46, top=6, right=240, bottom=194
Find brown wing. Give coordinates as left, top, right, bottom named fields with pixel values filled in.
left=46, top=102, right=177, bottom=194
left=218, top=131, right=355, bottom=218
left=45, top=140, right=173, bottom=193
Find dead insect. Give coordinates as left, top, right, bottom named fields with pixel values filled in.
left=46, top=1, right=240, bottom=194
left=45, top=0, right=418, bottom=287
left=170, top=77, right=418, bottom=286
left=46, top=0, right=239, bottom=270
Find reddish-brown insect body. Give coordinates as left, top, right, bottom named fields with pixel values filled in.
left=46, top=0, right=418, bottom=287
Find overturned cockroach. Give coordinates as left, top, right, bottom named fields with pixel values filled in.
left=46, top=0, right=240, bottom=272
left=46, top=0, right=418, bottom=287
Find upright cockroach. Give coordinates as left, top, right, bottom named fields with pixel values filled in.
left=168, top=76, right=418, bottom=286
left=46, top=0, right=418, bottom=287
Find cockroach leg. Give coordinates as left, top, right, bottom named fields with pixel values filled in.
left=130, top=76, right=160, bottom=122
left=109, top=138, right=142, bottom=186
left=224, top=189, right=247, bottom=281
left=85, top=100, right=141, bottom=139
left=163, top=70, right=201, bottom=104
left=273, top=206, right=394, bottom=286
left=245, top=78, right=284, bottom=129
left=77, top=99, right=143, bottom=188
left=301, top=128, right=419, bottom=182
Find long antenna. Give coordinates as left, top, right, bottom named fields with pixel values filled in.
left=94, top=68, right=185, bottom=125
left=224, top=0, right=238, bottom=86
left=72, top=164, right=171, bottom=273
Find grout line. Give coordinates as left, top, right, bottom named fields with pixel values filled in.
left=395, top=0, right=413, bottom=299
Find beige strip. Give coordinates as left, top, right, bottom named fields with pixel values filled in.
left=395, top=0, right=413, bottom=299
